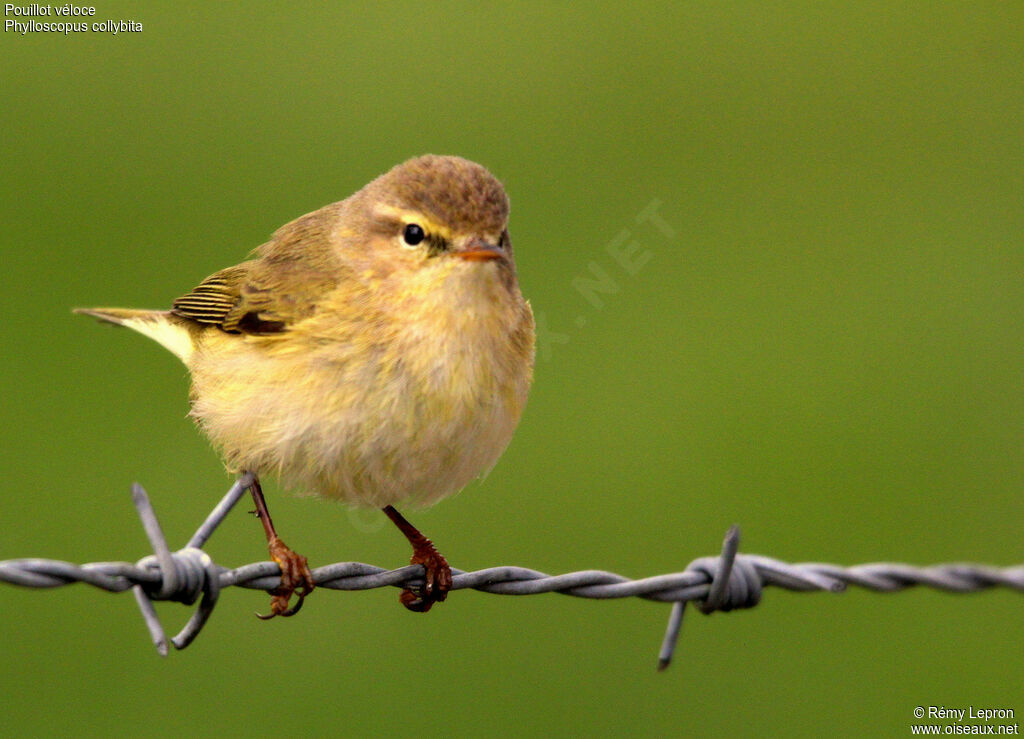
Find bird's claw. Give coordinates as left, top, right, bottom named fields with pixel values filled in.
left=256, top=535, right=315, bottom=619
left=400, top=543, right=452, bottom=613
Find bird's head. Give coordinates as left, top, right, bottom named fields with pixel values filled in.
left=343, top=155, right=516, bottom=283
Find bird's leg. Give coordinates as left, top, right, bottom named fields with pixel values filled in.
left=382, top=505, right=452, bottom=612
left=246, top=473, right=315, bottom=619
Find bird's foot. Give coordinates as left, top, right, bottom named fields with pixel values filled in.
left=257, top=535, right=315, bottom=619
left=400, top=540, right=452, bottom=613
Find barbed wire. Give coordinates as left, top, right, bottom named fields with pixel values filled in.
left=1, top=475, right=1021, bottom=669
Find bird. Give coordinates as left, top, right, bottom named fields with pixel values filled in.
left=76, top=154, right=535, bottom=617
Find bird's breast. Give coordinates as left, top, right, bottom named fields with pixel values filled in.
left=189, top=268, right=534, bottom=508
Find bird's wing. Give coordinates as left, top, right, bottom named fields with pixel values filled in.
left=171, top=209, right=344, bottom=335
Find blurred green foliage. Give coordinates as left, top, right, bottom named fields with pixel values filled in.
left=1, top=2, right=1021, bottom=736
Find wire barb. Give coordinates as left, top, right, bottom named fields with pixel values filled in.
left=0, top=479, right=1021, bottom=663
left=657, top=524, right=763, bottom=671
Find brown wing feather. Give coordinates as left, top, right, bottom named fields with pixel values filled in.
left=171, top=264, right=250, bottom=328
left=171, top=206, right=344, bottom=335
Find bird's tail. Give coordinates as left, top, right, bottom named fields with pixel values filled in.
left=74, top=307, right=162, bottom=326
left=73, top=307, right=194, bottom=362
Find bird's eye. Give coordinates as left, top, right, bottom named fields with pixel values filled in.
left=403, top=223, right=426, bottom=246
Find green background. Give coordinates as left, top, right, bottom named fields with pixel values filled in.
left=2, top=2, right=1021, bottom=736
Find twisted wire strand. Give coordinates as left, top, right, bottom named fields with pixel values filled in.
left=0, top=478, right=1021, bottom=665
left=7, top=554, right=1021, bottom=598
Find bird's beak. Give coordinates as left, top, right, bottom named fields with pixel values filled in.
left=455, top=238, right=505, bottom=262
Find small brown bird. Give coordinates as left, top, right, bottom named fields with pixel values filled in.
left=77, top=155, right=535, bottom=616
